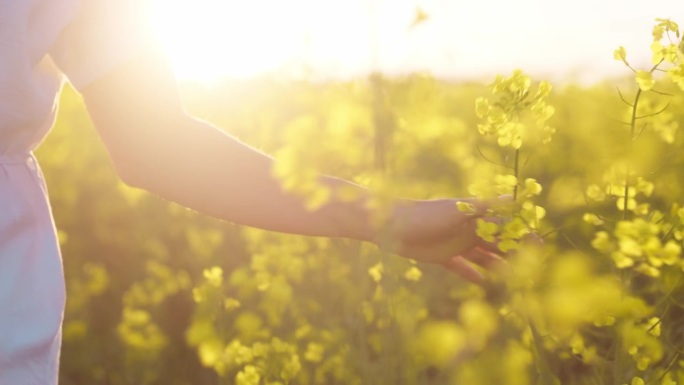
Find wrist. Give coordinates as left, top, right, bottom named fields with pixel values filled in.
left=352, top=197, right=416, bottom=244
left=316, top=177, right=374, bottom=241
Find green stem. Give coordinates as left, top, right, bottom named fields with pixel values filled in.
left=613, top=334, right=623, bottom=385
left=623, top=88, right=641, bottom=219
left=614, top=79, right=642, bottom=385
left=622, top=60, right=662, bottom=219
left=513, top=148, right=520, bottom=201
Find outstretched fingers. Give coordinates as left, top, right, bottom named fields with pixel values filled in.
left=463, top=246, right=506, bottom=269
left=441, top=247, right=509, bottom=284
left=475, top=235, right=501, bottom=255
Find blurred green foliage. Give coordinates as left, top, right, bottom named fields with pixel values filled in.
left=40, top=24, right=684, bottom=383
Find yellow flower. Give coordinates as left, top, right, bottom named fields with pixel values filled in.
left=236, top=365, right=261, bottom=385
left=522, top=178, right=543, bottom=197
left=413, top=321, right=466, bottom=367
left=536, top=81, right=553, bottom=98
left=404, top=266, right=423, bottom=282
left=476, top=219, right=500, bottom=243
left=456, top=201, right=477, bottom=214
left=614, top=46, right=627, bottom=62
left=612, top=252, right=635, bottom=268
left=591, top=231, right=615, bottom=253
left=586, top=184, right=606, bottom=201
left=521, top=201, right=546, bottom=228
left=495, top=174, right=518, bottom=193
left=583, top=213, right=604, bottom=226
left=636, top=71, right=655, bottom=91
left=304, top=342, right=325, bottom=363
left=475, top=97, right=489, bottom=118
left=203, top=267, right=223, bottom=287
left=368, top=263, right=383, bottom=283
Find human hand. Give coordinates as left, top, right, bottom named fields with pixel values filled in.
left=369, top=197, right=508, bottom=284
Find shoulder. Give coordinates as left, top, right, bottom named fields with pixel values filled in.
left=50, top=0, right=155, bottom=89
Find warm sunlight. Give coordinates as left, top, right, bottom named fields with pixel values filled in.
left=149, top=0, right=299, bottom=81
left=149, top=0, right=684, bottom=83
left=148, top=0, right=383, bottom=82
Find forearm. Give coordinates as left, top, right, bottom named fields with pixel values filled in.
left=76, top=50, right=500, bottom=279
left=109, top=114, right=375, bottom=240
left=79, top=51, right=378, bottom=241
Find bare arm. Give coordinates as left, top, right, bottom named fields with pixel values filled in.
left=80, top=50, right=503, bottom=283
left=80, top=50, right=373, bottom=241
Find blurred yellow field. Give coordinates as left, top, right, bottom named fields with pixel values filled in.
left=41, top=19, right=684, bottom=385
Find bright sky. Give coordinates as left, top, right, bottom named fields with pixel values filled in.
left=149, top=0, right=684, bottom=84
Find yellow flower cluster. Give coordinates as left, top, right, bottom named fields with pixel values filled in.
left=467, top=70, right=553, bottom=253
left=586, top=167, right=654, bottom=213
left=615, top=18, right=683, bottom=91
left=475, top=70, right=555, bottom=149
left=591, top=217, right=682, bottom=276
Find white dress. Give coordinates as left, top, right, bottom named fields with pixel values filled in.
left=0, top=1, right=148, bottom=383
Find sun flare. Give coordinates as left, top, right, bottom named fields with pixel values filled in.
left=148, top=0, right=684, bottom=84
left=148, top=0, right=294, bottom=81
left=148, top=0, right=380, bottom=82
